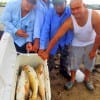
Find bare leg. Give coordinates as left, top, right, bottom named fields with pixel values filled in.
left=64, top=70, right=76, bottom=90
left=70, top=70, right=76, bottom=82
left=84, top=68, right=94, bottom=91
left=84, top=69, right=91, bottom=81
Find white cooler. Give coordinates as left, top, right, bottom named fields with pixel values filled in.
left=0, top=33, right=51, bottom=100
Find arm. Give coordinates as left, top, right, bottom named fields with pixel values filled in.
left=39, top=17, right=73, bottom=60
left=33, top=6, right=47, bottom=52
left=46, top=17, right=73, bottom=54
left=89, top=10, right=100, bottom=59
left=38, top=9, right=52, bottom=55
left=2, top=2, right=28, bottom=38
left=2, top=2, right=18, bottom=34
left=33, top=9, right=45, bottom=39
left=92, top=10, right=100, bottom=50
left=39, top=10, right=51, bottom=50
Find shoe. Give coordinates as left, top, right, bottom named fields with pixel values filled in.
left=84, top=81, right=94, bottom=91
left=64, top=81, right=74, bottom=90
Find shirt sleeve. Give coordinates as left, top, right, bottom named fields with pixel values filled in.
left=40, top=9, right=52, bottom=50
left=33, top=6, right=47, bottom=39
left=2, top=2, right=18, bottom=34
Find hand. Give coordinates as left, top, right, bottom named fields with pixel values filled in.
left=32, top=38, right=40, bottom=53
left=32, top=44, right=39, bottom=53
left=38, top=49, right=44, bottom=56
left=89, top=49, right=96, bottom=59
left=26, top=42, right=33, bottom=52
left=16, top=29, right=29, bottom=38
left=39, top=51, right=49, bottom=60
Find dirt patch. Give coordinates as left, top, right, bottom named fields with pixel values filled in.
left=50, top=67, right=100, bottom=100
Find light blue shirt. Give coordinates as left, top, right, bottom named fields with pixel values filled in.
left=2, top=0, right=36, bottom=47
left=33, top=0, right=48, bottom=39
left=40, top=7, right=74, bottom=55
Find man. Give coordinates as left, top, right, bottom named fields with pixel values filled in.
left=39, top=0, right=100, bottom=91
left=38, top=0, right=73, bottom=80
left=22, top=0, right=50, bottom=53
left=2, top=0, right=36, bottom=53
left=32, top=0, right=49, bottom=53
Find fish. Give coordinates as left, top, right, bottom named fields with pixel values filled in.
left=16, top=70, right=30, bottom=100
left=23, top=65, right=39, bottom=100
left=25, top=75, right=30, bottom=99
left=36, top=64, right=45, bottom=100
left=28, top=90, right=32, bottom=100
left=37, top=94, right=42, bottom=100
left=28, top=90, right=41, bottom=100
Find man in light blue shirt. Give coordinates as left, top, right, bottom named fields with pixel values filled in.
left=32, top=0, right=49, bottom=52
left=2, top=0, right=37, bottom=53
left=32, top=0, right=54, bottom=53
left=38, top=0, right=74, bottom=80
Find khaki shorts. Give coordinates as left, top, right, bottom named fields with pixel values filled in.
left=70, top=44, right=94, bottom=71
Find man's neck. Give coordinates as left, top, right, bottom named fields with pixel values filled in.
left=57, top=9, right=65, bottom=16
left=76, top=9, right=88, bottom=26
left=58, top=12, right=64, bottom=16
left=21, top=8, right=29, bottom=17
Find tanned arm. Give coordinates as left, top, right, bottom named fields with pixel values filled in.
left=92, top=10, right=100, bottom=51
left=89, top=10, right=100, bottom=59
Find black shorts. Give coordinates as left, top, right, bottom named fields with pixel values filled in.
left=14, top=43, right=27, bottom=53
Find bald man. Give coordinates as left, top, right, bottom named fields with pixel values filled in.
left=39, top=0, right=100, bottom=91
